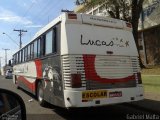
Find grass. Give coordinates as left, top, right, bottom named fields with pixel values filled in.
left=141, top=65, right=160, bottom=75
left=142, top=76, right=160, bottom=93
left=141, top=66, right=160, bottom=94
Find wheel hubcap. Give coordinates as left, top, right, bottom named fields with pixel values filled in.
left=38, top=88, right=43, bottom=102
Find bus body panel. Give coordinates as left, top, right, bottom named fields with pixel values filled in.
left=41, top=55, right=64, bottom=107
left=13, top=56, right=65, bottom=107
left=13, top=61, right=37, bottom=94
left=63, top=86, right=143, bottom=108
left=81, top=14, right=124, bottom=29
left=60, top=13, right=143, bottom=108
left=62, top=24, right=138, bottom=56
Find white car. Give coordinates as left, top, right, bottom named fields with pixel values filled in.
left=5, top=70, right=13, bottom=79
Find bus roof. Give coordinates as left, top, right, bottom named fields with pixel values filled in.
left=14, top=13, right=132, bottom=54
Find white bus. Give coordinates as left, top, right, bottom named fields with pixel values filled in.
left=12, top=13, right=143, bottom=108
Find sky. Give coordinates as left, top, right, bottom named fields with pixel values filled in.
left=0, top=0, right=75, bottom=66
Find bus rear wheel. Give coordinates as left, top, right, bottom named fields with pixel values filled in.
left=37, top=82, right=46, bottom=106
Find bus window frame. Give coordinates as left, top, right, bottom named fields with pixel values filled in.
left=19, top=51, right=21, bottom=63
left=25, top=47, right=28, bottom=62
left=37, top=38, right=41, bottom=58
left=27, top=45, right=31, bottom=61
left=52, top=27, right=57, bottom=54
left=40, top=35, right=45, bottom=57
left=22, top=49, right=25, bottom=62
left=33, top=40, right=38, bottom=59
left=17, top=53, right=19, bottom=64
left=12, top=22, right=60, bottom=64
left=45, top=30, right=53, bottom=55
left=43, top=26, right=58, bottom=56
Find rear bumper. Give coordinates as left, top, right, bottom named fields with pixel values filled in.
left=64, top=86, right=144, bottom=108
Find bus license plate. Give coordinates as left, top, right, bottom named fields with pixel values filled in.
left=82, top=90, right=107, bottom=100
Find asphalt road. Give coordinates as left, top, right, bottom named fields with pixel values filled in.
left=0, top=75, right=156, bottom=120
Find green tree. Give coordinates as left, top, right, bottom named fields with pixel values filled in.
left=75, top=0, right=145, bottom=67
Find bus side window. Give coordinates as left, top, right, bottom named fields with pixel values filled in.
left=25, top=47, right=28, bottom=61
left=12, top=55, right=14, bottom=65
left=23, top=48, right=26, bottom=62
left=27, top=45, right=30, bottom=60
left=40, top=35, right=45, bottom=57
left=45, top=30, right=53, bottom=55
left=34, top=40, right=38, bottom=58
left=53, top=27, right=57, bottom=53
left=13, top=55, right=16, bottom=64
left=19, top=51, right=21, bottom=63
left=21, top=50, right=23, bottom=63
left=37, top=39, right=41, bottom=57
left=30, top=43, right=34, bottom=59
left=15, top=54, right=17, bottom=64
left=22, top=49, right=25, bottom=62
left=16, top=53, right=19, bottom=64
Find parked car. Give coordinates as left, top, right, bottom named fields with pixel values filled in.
left=5, top=70, right=13, bottom=79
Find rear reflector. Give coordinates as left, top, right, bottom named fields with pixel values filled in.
left=68, top=14, right=77, bottom=19
left=126, top=22, right=132, bottom=28
left=71, top=74, right=81, bottom=88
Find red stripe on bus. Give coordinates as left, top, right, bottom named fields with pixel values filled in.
left=35, top=60, right=43, bottom=78
left=83, top=55, right=135, bottom=83
left=18, top=76, right=35, bottom=92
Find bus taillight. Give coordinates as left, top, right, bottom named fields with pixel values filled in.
left=126, top=22, right=132, bottom=28
left=71, top=74, right=81, bottom=88
left=68, top=14, right=77, bottom=19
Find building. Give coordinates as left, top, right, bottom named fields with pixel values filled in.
left=75, top=0, right=109, bottom=16
left=139, top=0, right=160, bottom=65
left=75, top=0, right=160, bottom=65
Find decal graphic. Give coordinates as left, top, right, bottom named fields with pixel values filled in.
left=17, top=76, right=35, bottom=92
left=23, top=64, right=28, bottom=73
left=109, top=91, right=122, bottom=98
left=80, top=34, right=129, bottom=47
left=90, top=17, right=117, bottom=24
left=43, top=66, right=60, bottom=89
left=35, top=60, right=43, bottom=78
left=83, top=55, right=135, bottom=83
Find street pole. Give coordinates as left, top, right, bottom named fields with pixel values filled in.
left=2, top=48, right=10, bottom=66
left=13, top=29, right=27, bottom=49
left=0, top=57, right=2, bottom=75
left=0, top=57, right=2, bottom=68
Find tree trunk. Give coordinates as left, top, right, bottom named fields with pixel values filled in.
left=115, top=5, right=120, bottom=19
left=131, top=0, right=145, bottom=68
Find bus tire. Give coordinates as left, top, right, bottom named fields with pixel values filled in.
left=17, top=85, right=20, bottom=89
left=37, top=82, right=46, bottom=106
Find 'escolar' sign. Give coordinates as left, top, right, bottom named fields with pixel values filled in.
left=82, top=90, right=107, bottom=100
